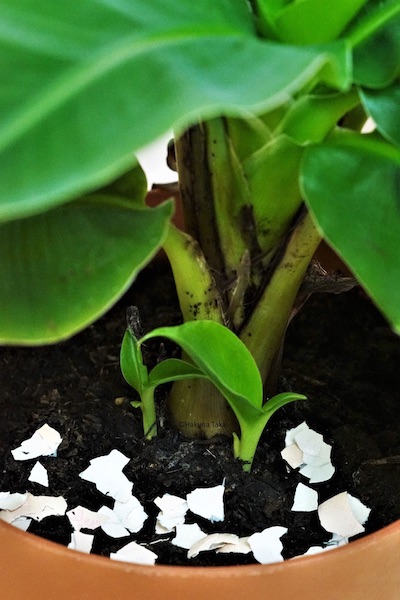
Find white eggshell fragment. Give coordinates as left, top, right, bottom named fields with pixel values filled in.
left=0, top=492, right=28, bottom=511
left=318, top=492, right=370, bottom=538
left=66, top=505, right=110, bottom=531
left=0, top=493, right=67, bottom=524
left=282, top=422, right=335, bottom=483
left=68, top=531, right=94, bottom=554
left=112, top=495, right=148, bottom=533
left=248, top=526, right=287, bottom=564
left=110, top=541, right=157, bottom=565
left=291, top=483, right=318, bottom=512
left=216, top=537, right=252, bottom=555
left=281, top=444, right=303, bottom=469
left=172, top=523, right=206, bottom=550
left=188, top=533, right=239, bottom=558
left=28, top=462, right=49, bottom=487
left=186, top=483, right=225, bottom=522
left=154, top=493, right=188, bottom=533
left=11, top=424, right=62, bottom=460
left=79, top=449, right=133, bottom=502
left=285, top=422, right=309, bottom=446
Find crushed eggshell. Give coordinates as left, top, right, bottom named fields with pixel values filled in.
left=99, top=506, right=131, bottom=538
left=0, top=493, right=67, bottom=524
left=112, top=495, right=148, bottom=533
left=348, top=493, right=371, bottom=526
left=154, top=494, right=188, bottom=533
left=282, top=422, right=335, bottom=483
left=68, top=531, right=94, bottom=554
left=0, top=491, right=28, bottom=511
left=110, top=541, right=157, bottom=565
left=188, top=533, right=239, bottom=559
left=11, top=424, right=62, bottom=461
left=318, top=491, right=371, bottom=538
left=66, top=505, right=110, bottom=531
left=186, top=483, right=225, bottom=522
left=216, top=537, right=252, bottom=555
left=291, top=483, right=318, bottom=512
left=28, top=461, right=49, bottom=487
left=172, top=523, right=206, bottom=549
left=10, top=516, right=31, bottom=531
left=281, top=444, right=303, bottom=469
left=248, top=526, right=287, bottom=564
left=326, top=533, right=349, bottom=547
left=98, top=495, right=147, bottom=539
left=79, top=449, right=133, bottom=502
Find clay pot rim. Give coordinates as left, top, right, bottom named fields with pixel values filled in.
left=1, top=517, right=398, bottom=576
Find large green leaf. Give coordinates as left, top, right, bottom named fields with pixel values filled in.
left=351, top=4, right=400, bottom=88
left=0, top=197, right=173, bottom=344
left=360, top=80, right=400, bottom=145
left=141, top=321, right=264, bottom=410
left=301, top=131, right=400, bottom=333
left=0, top=0, right=350, bottom=222
left=266, top=0, right=368, bottom=45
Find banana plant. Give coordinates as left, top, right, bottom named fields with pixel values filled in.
left=0, top=1, right=399, bottom=469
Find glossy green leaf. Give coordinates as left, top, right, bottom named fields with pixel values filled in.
left=120, top=329, right=148, bottom=393
left=301, top=132, right=400, bottom=333
left=270, top=0, right=367, bottom=45
left=148, top=359, right=205, bottom=387
left=0, top=0, right=350, bottom=221
left=141, top=321, right=264, bottom=410
left=263, top=392, right=306, bottom=416
left=351, top=5, right=400, bottom=88
left=360, top=81, right=400, bottom=145
left=101, top=164, right=148, bottom=204
left=0, top=197, right=173, bottom=344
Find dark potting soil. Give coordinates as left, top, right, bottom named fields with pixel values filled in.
left=0, top=262, right=399, bottom=566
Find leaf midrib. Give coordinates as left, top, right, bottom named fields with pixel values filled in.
left=0, top=27, right=253, bottom=153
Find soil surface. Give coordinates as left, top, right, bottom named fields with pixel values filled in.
left=0, top=262, right=399, bottom=566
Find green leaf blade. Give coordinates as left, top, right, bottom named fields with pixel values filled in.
left=120, top=330, right=148, bottom=393
left=360, top=81, right=400, bottom=146
left=141, top=321, right=264, bottom=410
left=0, top=198, right=173, bottom=344
left=351, top=7, right=400, bottom=88
left=301, top=132, right=400, bottom=333
left=148, top=358, right=206, bottom=387
left=263, top=392, right=306, bottom=416
left=272, top=0, right=368, bottom=45
left=0, top=0, right=350, bottom=220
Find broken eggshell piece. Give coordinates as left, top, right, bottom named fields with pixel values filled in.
left=291, top=483, right=318, bottom=512
left=79, top=449, right=133, bottom=502
left=28, top=461, right=49, bottom=487
left=172, top=523, right=206, bottom=550
left=248, top=526, right=288, bottom=564
left=318, top=491, right=371, bottom=538
left=154, top=493, right=188, bottom=533
left=11, top=424, right=62, bottom=460
left=110, top=541, right=157, bottom=565
left=188, top=533, right=239, bottom=558
left=186, top=483, right=225, bottom=522
left=281, top=422, right=335, bottom=483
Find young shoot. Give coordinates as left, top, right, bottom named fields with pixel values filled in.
left=121, top=315, right=305, bottom=471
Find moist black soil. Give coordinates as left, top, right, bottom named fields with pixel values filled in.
left=0, top=262, right=399, bottom=566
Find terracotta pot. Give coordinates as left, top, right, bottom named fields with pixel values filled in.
left=0, top=518, right=398, bottom=600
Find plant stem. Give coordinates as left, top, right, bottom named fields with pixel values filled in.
left=174, top=125, right=226, bottom=281
left=162, top=224, right=225, bottom=323
left=141, top=386, right=157, bottom=440
left=240, top=209, right=322, bottom=388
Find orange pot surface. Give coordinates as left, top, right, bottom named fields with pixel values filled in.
left=0, top=519, right=398, bottom=600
